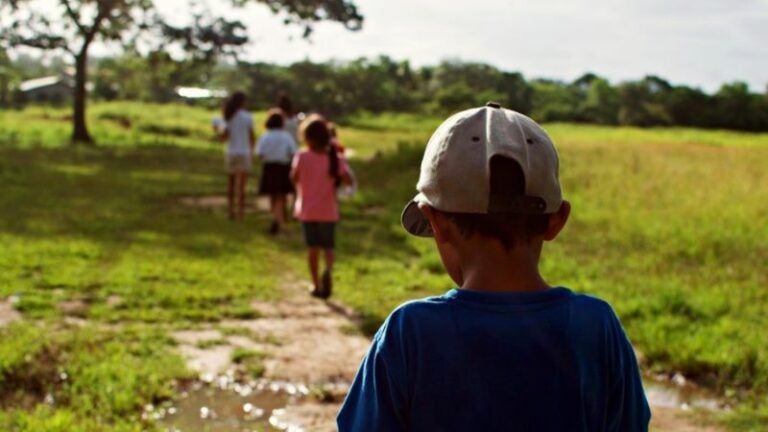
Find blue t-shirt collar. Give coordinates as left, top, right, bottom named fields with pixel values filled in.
left=444, top=287, right=572, bottom=306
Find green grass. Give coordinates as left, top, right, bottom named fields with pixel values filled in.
left=1, top=102, right=767, bottom=429
left=230, top=348, right=267, bottom=378
left=0, top=322, right=190, bottom=431
left=0, top=102, right=293, bottom=430
left=195, top=338, right=229, bottom=349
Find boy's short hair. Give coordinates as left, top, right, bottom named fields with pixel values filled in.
left=401, top=103, right=562, bottom=239
left=440, top=156, right=550, bottom=249
left=265, top=109, right=285, bottom=129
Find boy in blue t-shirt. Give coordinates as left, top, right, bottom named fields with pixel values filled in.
left=337, top=103, right=651, bottom=431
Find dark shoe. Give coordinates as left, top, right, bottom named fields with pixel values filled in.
left=310, top=285, right=324, bottom=298
left=320, top=270, right=332, bottom=299
left=268, top=220, right=279, bottom=235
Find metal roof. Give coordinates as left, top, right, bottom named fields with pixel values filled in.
left=175, top=86, right=227, bottom=99
left=19, top=75, right=71, bottom=92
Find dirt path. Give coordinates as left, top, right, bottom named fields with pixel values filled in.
left=3, top=287, right=725, bottom=432
left=651, top=407, right=724, bottom=432
left=0, top=299, right=22, bottom=328
left=172, top=275, right=370, bottom=431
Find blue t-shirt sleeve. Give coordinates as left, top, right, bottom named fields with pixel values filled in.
left=337, top=312, right=409, bottom=432
left=604, top=307, right=651, bottom=431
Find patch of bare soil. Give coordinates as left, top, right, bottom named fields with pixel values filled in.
left=651, top=406, right=725, bottom=432
left=57, top=299, right=88, bottom=317
left=0, top=299, right=22, bottom=328
left=106, top=295, right=123, bottom=307
left=171, top=276, right=369, bottom=431
left=179, top=195, right=271, bottom=212
left=645, top=373, right=727, bottom=431
left=237, top=283, right=370, bottom=384
left=173, top=329, right=235, bottom=378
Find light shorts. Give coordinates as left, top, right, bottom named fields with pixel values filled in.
left=226, top=154, right=252, bottom=174
left=301, top=222, right=336, bottom=249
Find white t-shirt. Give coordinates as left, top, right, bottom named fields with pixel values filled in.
left=284, top=116, right=299, bottom=143
left=226, top=110, right=253, bottom=156
left=256, top=129, right=298, bottom=164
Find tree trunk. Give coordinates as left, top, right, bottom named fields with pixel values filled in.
left=72, top=51, right=92, bottom=144
left=0, top=74, right=7, bottom=107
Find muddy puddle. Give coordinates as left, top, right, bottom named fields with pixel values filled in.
left=646, top=374, right=728, bottom=412
left=150, top=373, right=312, bottom=432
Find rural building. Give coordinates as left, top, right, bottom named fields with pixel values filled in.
left=175, top=86, right=227, bottom=102
left=18, top=73, right=74, bottom=105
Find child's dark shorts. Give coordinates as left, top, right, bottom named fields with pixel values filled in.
left=258, top=162, right=294, bottom=195
left=301, top=222, right=336, bottom=249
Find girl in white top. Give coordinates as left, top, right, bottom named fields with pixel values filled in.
left=278, top=93, right=300, bottom=143
left=256, top=109, right=298, bottom=234
left=221, top=92, right=255, bottom=221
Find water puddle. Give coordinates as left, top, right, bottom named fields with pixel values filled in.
left=645, top=374, right=728, bottom=412
left=149, top=373, right=312, bottom=431
left=150, top=371, right=728, bottom=431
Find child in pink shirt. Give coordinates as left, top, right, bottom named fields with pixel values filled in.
left=291, top=115, right=352, bottom=298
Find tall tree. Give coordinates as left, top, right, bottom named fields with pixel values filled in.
left=530, top=79, right=580, bottom=122
left=1, top=1, right=158, bottom=143
left=578, top=77, right=620, bottom=125
left=0, top=0, right=362, bottom=143
left=618, top=78, right=672, bottom=127
left=0, top=47, right=13, bottom=106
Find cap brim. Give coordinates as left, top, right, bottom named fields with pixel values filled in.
left=401, top=196, right=433, bottom=237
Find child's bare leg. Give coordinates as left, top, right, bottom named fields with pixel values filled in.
left=308, top=247, right=320, bottom=289
left=269, top=195, right=279, bottom=221
left=324, top=248, right=335, bottom=273
left=267, top=195, right=280, bottom=234
left=227, top=174, right=236, bottom=219
left=319, top=248, right=335, bottom=297
left=287, top=194, right=295, bottom=221
left=274, top=194, right=287, bottom=226
left=237, top=172, right=247, bottom=220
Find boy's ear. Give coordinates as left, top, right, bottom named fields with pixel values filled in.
left=418, top=203, right=449, bottom=244
left=543, top=200, right=571, bottom=241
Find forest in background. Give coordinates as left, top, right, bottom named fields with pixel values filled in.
left=2, top=49, right=768, bottom=132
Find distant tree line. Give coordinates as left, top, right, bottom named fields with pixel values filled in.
left=4, top=51, right=768, bottom=132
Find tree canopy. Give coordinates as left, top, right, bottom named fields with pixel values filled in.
left=0, top=0, right=363, bottom=142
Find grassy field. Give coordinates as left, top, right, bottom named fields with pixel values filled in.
left=1, top=102, right=767, bottom=430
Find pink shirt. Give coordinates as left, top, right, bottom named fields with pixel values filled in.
left=292, top=149, right=349, bottom=222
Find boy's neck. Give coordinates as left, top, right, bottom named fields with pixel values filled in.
left=458, top=242, right=549, bottom=293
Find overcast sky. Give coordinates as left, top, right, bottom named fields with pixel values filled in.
left=20, top=0, right=768, bottom=93
left=193, top=0, right=768, bottom=93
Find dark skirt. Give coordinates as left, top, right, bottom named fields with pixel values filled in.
left=259, top=162, right=294, bottom=195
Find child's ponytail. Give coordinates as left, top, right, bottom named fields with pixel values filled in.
left=328, top=145, right=341, bottom=188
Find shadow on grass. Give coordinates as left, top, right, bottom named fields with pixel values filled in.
left=0, top=142, right=427, bottom=327
left=0, top=145, right=260, bottom=254
left=0, top=142, right=424, bottom=260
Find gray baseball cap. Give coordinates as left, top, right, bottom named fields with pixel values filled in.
left=401, top=102, right=562, bottom=237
